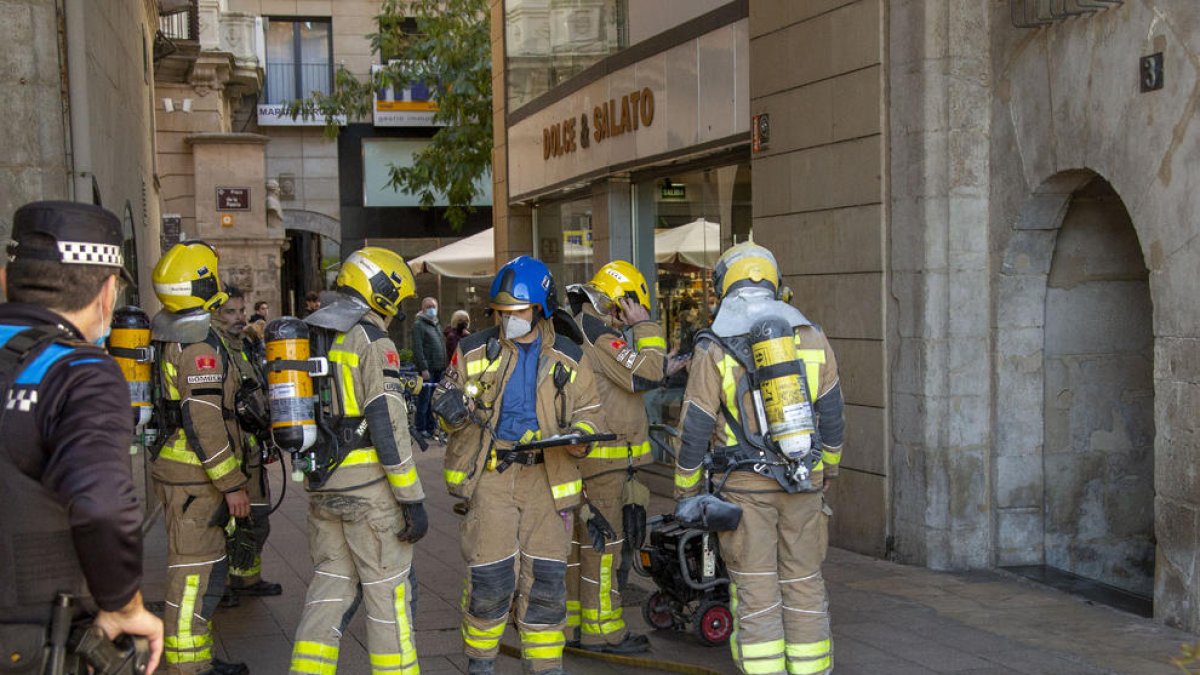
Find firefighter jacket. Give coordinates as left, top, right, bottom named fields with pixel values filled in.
left=574, top=305, right=666, bottom=479
left=437, top=318, right=604, bottom=511
left=315, top=311, right=424, bottom=502
left=151, top=323, right=248, bottom=494
left=674, top=324, right=845, bottom=497
left=0, top=304, right=142, bottom=625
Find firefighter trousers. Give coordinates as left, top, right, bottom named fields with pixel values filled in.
left=566, top=470, right=627, bottom=647
left=155, top=481, right=229, bottom=675
left=718, top=477, right=832, bottom=675
left=290, top=481, right=417, bottom=675
left=460, top=462, right=572, bottom=674
left=230, top=455, right=271, bottom=587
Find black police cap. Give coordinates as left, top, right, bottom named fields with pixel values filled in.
left=8, top=201, right=134, bottom=283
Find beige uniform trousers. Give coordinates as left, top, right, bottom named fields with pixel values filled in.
left=460, top=462, right=572, bottom=674
left=229, top=450, right=271, bottom=587
left=566, top=470, right=627, bottom=647
left=718, top=473, right=832, bottom=675
left=289, top=480, right=417, bottom=675
left=156, top=482, right=227, bottom=675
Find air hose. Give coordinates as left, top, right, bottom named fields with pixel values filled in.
left=498, top=642, right=726, bottom=675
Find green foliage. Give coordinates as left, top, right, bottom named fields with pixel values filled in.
left=397, top=347, right=415, bottom=364
left=288, top=0, right=492, bottom=230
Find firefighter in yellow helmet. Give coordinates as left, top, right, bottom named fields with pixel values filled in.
left=673, top=242, right=845, bottom=675
left=288, top=247, right=426, bottom=675
left=149, top=241, right=250, bottom=675
left=433, top=256, right=604, bottom=675
left=564, top=260, right=664, bottom=653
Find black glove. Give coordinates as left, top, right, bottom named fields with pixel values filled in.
left=226, top=517, right=258, bottom=571
left=623, top=503, right=647, bottom=550
left=398, top=502, right=429, bottom=543
left=431, top=388, right=469, bottom=427
left=586, top=507, right=616, bottom=552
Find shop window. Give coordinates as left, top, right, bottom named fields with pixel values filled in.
left=264, top=18, right=332, bottom=104
left=535, top=196, right=594, bottom=289
left=635, top=162, right=750, bottom=353
left=362, top=138, right=493, bottom=208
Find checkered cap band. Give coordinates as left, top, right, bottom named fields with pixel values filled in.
left=57, top=240, right=124, bottom=267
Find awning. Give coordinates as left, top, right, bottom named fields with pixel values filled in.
left=409, top=227, right=596, bottom=279
left=654, top=218, right=722, bottom=269
left=409, top=228, right=496, bottom=278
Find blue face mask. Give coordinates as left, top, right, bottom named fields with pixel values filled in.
left=95, top=297, right=115, bottom=346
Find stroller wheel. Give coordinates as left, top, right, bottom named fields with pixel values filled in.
left=694, top=600, right=733, bottom=646
left=642, top=591, right=675, bottom=630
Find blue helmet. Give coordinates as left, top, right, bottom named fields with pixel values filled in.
left=490, top=256, right=558, bottom=319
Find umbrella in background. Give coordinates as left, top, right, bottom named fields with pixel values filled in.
left=654, top=218, right=722, bottom=269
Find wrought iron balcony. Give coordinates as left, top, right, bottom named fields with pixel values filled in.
left=1010, top=0, right=1123, bottom=28
left=158, top=0, right=199, bottom=42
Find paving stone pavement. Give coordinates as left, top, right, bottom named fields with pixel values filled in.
left=141, top=445, right=1196, bottom=674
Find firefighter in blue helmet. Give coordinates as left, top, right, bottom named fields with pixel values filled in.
left=434, top=256, right=604, bottom=675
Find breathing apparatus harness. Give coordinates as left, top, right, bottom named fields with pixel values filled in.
left=697, top=320, right=823, bottom=494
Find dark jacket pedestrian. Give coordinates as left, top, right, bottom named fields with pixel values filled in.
left=412, top=298, right=447, bottom=434
left=412, top=300, right=448, bottom=375
left=444, top=309, right=471, bottom=360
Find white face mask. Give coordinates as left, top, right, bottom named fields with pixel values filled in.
left=502, top=314, right=532, bottom=340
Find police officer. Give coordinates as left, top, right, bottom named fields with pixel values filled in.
left=674, top=243, right=845, bottom=675
left=0, top=201, right=163, bottom=673
left=150, top=241, right=250, bottom=675
left=213, top=286, right=282, bottom=600
left=435, top=256, right=603, bottom=675
left=566, top=261, right=665, bottom=653
left=288, top=247, right=427, bottom=675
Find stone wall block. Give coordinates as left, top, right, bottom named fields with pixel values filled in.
left=1155, top=337, right=1200, bottom=384
left=828, top=338, right=886, bottom=408
left=995, top=454, right=1043, bottom=509
left=785, top=272, right=883, bottom=340
left=843, top=404, right=887, bottom=475
left=1001, top=230, right=1057, bottom=275
left=1154, top=496, right=1198, bottom=629
left=996, top=274, right=1047, bottom=328
left=826, top=468, right=888, bottom=557
left=946, top=395, right=989, bottom=449
left=996, top=507, right=1043, bottom=566
left=1000, top=38, right=1056, bottom=188
left=947, top=338, right=989, bottom=398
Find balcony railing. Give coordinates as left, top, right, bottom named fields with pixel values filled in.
left=158, top=0, right=199, bottom=41
left=1010, top=0, right=1123, bottom=28
left=263, top=62, right=333, bottom=104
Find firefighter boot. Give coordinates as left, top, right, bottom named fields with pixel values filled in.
left=467, top=657, right=495, bottom=674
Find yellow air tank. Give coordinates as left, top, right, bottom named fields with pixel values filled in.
left=108, top=306, right=153, bottom=430
left=749, top=316, right=816, bottom=465
left=265, top=317, right=317, bottom=454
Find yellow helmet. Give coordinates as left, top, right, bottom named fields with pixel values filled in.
left=583, top=260, right=650, bottom=314
left=712, top=242, right=781, bottom=300
left=152, top=240, right=228, bottom=313
left=335, top=247, right=415, bottom=317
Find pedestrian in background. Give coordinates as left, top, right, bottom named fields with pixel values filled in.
left=250, top=300, right=269, bottom=325
left=444, top=308, right=471, bottom=359
left=0, top=201, right=163, bottom=673
left=303, top=291, right=320, bottom=316
left=412, top=296, right=446, bottom=439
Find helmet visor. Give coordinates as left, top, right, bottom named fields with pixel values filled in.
left=580, top=283, right=615, bottom=315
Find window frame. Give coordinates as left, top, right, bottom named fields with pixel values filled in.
left=263, top=16, right=334, bottom=105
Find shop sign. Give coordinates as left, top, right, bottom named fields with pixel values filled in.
left=256, top=103, right=346, bottom=127
left=660, top=183, right=686, bottom=201
left=373, top=63, right=441, bottom=127
left=216, top=187, right=251, bottom=211
left=161, top=213, right=182, bottom=253
left=752, top=113, right=770, bottom=152
left=543, top=87, right=655, bottom=161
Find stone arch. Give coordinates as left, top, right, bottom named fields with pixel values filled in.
left=994, top=168, right=1154, bottom=606
left=283, top=208, right=340, bottom=243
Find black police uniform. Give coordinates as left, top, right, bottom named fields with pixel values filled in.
left=0, top=202, right=142, bottom=670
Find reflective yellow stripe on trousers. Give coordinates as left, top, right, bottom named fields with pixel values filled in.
left=165, top=574, right=211, bottom=664
left=520, top=628, right=564, bottom=660
left=786, top=640, right=832, bottom=674
left=290, top=641, right=338, bottom=674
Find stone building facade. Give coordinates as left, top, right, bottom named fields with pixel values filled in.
left=494, top=0, right=1200, bottom=631
left=0, top=0, right=162, bottom=303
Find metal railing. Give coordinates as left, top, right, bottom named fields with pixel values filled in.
left=158, top=0, right=199, bottom=41
left=1010, top=0, right=1123, bottom=28
left=263, top=62, right=333, bottom=104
